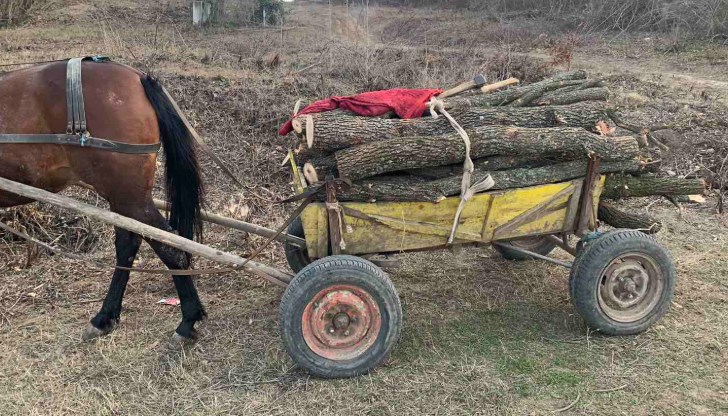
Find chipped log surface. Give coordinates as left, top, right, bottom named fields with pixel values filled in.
left=598, top=201, right=663, bottom=234
left=334, top=159, right=646, bottom=202
left=531, top=87, right=610, bottom=107
left=296, top=103, right=611, bottom=153
left=601, top=175, right=706, bottom=199
left=335, top=126, right=640, bottom=181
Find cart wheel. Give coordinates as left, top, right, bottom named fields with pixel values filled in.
left=279, top=255, right=402, bottom=378
left=569, top=230, right=675, bottom=335
left=284, top=217, right=311, bottom=273
left=493, top=236, right=557, bottom=261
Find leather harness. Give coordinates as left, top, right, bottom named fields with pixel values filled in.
left=0, top=56, right=161, bottom=154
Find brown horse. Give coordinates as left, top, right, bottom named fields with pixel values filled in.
left=0, top=60, right=205, bottom=343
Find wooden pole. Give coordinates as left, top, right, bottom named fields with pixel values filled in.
left=0, top=177, right=293, bottom=286
left=152, top=199, right=306, bottom=247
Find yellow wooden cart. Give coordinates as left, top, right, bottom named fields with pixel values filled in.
left=291, top=163, right=604, bottom=260
left=278, top=156, right=675, bottom=379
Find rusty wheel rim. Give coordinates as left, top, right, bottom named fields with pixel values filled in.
left=302, top=284, right=382, bottom=361
left=597, top=253, right=664, bottom=323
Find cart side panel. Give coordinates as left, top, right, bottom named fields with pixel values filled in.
left=338, top=194, right=494, bottom=255
left=486, top=181, right=579, bottom=241
left=300, top=177, right=606, bottom=258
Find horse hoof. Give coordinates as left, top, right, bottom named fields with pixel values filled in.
left=168, top=332, right=196, bottom=350
left=81, top=324, right=110, bottom=342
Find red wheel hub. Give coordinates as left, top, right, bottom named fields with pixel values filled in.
left=301, top=284, right=382, bottom=361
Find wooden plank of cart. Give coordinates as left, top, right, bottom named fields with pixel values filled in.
left=0, top=155, right=676, bottom=379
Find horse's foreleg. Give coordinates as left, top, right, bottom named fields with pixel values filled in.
left=83, top=228, right=141, bottom=341
left=141, top=204, right=206, bottom=342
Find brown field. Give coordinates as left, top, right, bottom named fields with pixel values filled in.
left=1, top=1, right=727, bottom=414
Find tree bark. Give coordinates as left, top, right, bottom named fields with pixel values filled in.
left=601, top=175, right=706, bottom=199
left=405, top=154, right=555, bottom=179
left=598, top=201, right=663, bottom=234
left=297, top=102, right=611, bottom=153
left=335, top=126, right=640, bottom=181
left=447, top=70, right=587, bottom=109
left=406, top=150, right=660, bottom=180
left=531, top=87, right=610, bottom=107
left=334, top=159, right=648, bottom=202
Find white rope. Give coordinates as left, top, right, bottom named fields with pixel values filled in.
left=428, top=97, right=495, bottom=244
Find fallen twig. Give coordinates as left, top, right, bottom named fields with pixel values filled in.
left=592, top=384, right=628, bottom=393
left=553, top=392, right=581, bottom=413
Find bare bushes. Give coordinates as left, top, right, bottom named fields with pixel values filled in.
left=381, top=0, right=728, bottom=40
left=0, top=0, right=50, bottom=26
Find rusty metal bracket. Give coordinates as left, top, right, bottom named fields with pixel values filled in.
left=325, top=175, right=345, bottom=255
left=545, top=234, right=577, bottom=256
left=576, top=156, right=601, bottom=236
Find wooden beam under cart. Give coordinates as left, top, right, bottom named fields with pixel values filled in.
left=0, top=177, right=293, bottom=287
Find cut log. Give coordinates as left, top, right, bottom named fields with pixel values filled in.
left=405, top=150, right=660, bottom=180
left=296, top=102, right=611, bottom=153
left=335, top=126, right=641, bottom=181
left=334, top=159, right=648, bottom=202
left=508, top=80, right=587, bottom=107
left=405, top=155, right=555, bottom=179
left=598, top=201, right=663, bottom=234
left=531, top=87, right=610, bottom=107
left=448, top=70, right=587, bottom=109
left=601, top=175, right=706, bottom=199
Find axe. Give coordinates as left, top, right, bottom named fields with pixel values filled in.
left=439, top=74, right=487, bottom=99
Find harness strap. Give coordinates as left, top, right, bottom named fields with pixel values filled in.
left=0, top=56, right=159, bottom=155
left=66, top=58, right=87, bottom=134
left=0, top=134, right=161, bottom=154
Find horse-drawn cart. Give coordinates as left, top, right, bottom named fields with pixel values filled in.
left=0, top=57, right=675, bottom=379
left=0, top=154, right=676, bottom=379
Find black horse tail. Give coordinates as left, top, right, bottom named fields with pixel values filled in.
left=141, top=75, right=204, bottom=241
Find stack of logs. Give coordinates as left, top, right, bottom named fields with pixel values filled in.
left=286, top=71, right=706, bottom=234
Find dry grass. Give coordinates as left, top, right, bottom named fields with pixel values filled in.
left=1, top=1, right=727, bottom=414
left=0, top=0, right=49, bottom=25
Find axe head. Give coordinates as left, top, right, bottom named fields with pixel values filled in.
left=473, top=74, right=487, bottom=87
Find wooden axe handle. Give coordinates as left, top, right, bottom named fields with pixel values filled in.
left=480, top=77, right=520, bottom=94
left=439, top=80, right=478, bottom=99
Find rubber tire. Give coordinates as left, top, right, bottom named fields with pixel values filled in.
left=284, top=217, right=311, bottom=273
left=279, top=255, right=403, bottom=378
left=493, top=236, right=557, bottom=261
left=569, top=229, right=675, bottom=335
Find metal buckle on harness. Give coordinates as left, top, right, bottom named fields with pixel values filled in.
left=79, top=132, right=89, bottom=147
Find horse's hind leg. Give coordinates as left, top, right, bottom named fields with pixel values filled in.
left=140, top=203, right=206, bottom=342
left=83, top=228, right=142, bottom=341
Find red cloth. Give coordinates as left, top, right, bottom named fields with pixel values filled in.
left=279, top=88, right=443, bottom=135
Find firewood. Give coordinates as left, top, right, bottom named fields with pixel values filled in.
left=531, top=87, right=610, bottom=107
left=294, top=102, right=612, bottom=153
left=601, top=174, right=706, bottom=199
left=598, top=201, right=663, bottom=234
left=335, top=127, right=640, bottom=181
left=333, top=159, right=649, bottom=202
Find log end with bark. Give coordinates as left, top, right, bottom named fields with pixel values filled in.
left=598, top=201, right=663, bottom=234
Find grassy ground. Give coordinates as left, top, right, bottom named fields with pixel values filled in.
left=1, top=1, right=727, bottom=414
